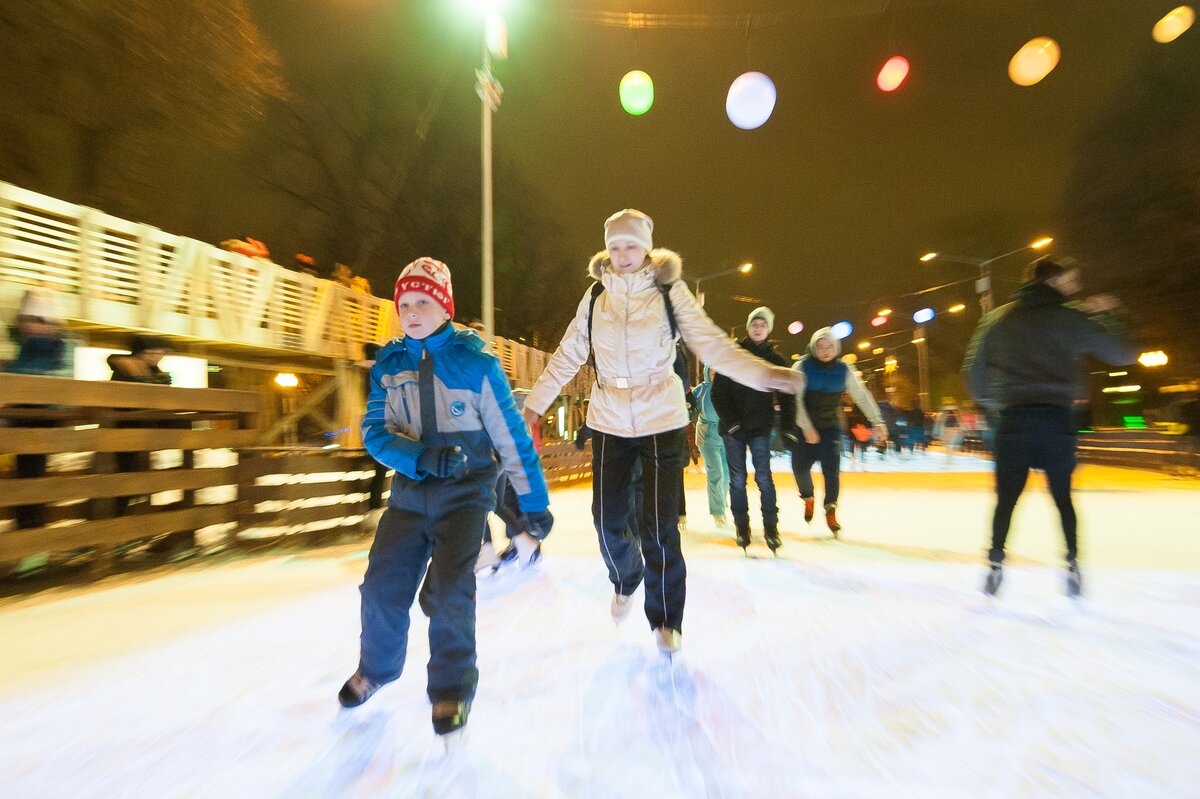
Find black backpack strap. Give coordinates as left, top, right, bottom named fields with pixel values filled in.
left=659, top=282, right=679, bottom=340
left=586, top=282, right=604, bottom=377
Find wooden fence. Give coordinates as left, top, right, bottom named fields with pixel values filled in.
left=0, top=374, right=256, bottom=565
left=1, top=375, right=594, bottom=571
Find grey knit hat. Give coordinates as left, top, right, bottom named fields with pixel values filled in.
left=746, top=306, right=775, bottom=334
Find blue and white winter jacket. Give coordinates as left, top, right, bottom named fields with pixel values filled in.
left=363, top=323, right=549, bottom=512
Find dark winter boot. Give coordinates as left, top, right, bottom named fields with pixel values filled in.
left=983, top=562, right=1003, bottom=596
left=1066, top=558, right=1082, bottom=598
left=802, top=497, right=815, bottom=524
left=338, top=670, right=382, bottom=708
left=764, top=522, right=782, bottom=554
left=824, top=503, right=841, bottom=538
left=734, top=518, right=751, bottom=550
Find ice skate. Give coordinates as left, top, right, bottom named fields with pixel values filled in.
left=337, top=670, right=382, bottom=708
left=983, top=562, right=1003, bottom=596
left=1066, top=558, right=1082, bottom=598
left=824, top=503, right=841, bottom=538
left=610, top=592, right=633, bottom=625
left=473, top=541, right=499, bottom=573
left=432, top=698, right=471, bottom=749
left=712, top=513, right=731, bottom=530
left=764, top=522, right=782, bottom=555
left=734, top=519, right=751, bottom=553
left=802, top=497, right=815, bottom=524
left=493, top=532, right=542, bottom=573
left=654, top=626, right=682, bottom=657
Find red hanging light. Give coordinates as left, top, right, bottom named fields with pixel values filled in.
left=876, top=56, right=910, bottom=92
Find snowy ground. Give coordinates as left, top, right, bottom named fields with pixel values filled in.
left=2, top=456, right=1198, bottom=798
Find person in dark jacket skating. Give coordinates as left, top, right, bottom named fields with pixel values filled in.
left=338, top=258, right=553, bottom=747
left=711, top=307, right=796, bottom=552
left=964, top=256, right=1136, bottom=598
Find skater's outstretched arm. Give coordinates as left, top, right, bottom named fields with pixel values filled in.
left=667, top=281, right=795, bottom=394
left=525, top=290, right=594, bottom=418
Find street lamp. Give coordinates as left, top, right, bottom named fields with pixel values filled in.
left=692, top=262, right=753, bottom=307
left=473, top=1, right=508, bottom=338
left=920, top=236, right=1053, bottom=314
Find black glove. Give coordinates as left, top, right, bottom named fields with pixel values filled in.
left=574, top=424, right=593, bottom=452
left=417, top=446, right=468, bottom=478
left=523, top=509, right=554, bottom=539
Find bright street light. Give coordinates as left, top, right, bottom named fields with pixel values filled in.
left=857, top=340, right=871, bottom=350
left=738, top=262, right=753, bottom=274
left=877, top=308, right=892, bottom=316
left=1139, top=351, right=1169, bottom=367
left=947, top=303, right=967, bottom=313
left=919, top=252, right=938, bottom=262
left=1031, top=237, right=1054, bottom=249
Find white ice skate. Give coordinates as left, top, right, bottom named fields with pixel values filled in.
left=512, top=531, right=542, bottom=568
left=610, top=592, right=632, bottom=625
left=655, top=627, right=682, bottom=657
left=474, top=541, right=499, bottom=573
left=712, top=513, right=731, bottom=530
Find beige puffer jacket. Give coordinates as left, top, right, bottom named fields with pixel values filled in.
left=527, top=249, right=794, bottom=438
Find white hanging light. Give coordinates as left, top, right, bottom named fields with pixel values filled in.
left=1153, top=6, right=1195, bottom=43
left=725, top=72, right=777, bottom=130
left=1008, top=37, right=1061, bottom=87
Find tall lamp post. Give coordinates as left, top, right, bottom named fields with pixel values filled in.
left=693, top=261, right=753, bottom=307
left=692, top=261, right=752, bottom=383
left=920, top=237, right=1053, bottom=314
left=476, top=8, right=507, bottom=338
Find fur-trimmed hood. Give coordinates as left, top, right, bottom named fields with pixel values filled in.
left=587, top=248, right=683, bottom=285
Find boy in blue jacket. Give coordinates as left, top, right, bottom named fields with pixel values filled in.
left=338, top=258, right=553, bottom=744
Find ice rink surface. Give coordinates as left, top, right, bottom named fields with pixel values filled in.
left=2, top=454, right=1198, bottom=798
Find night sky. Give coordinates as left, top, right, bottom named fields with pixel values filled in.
left=248, top=0, right=1188, bottom=360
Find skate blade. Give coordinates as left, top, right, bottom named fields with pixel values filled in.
left=441, top=728, right=468, bottom=753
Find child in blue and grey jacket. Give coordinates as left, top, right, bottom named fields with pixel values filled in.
left=338, top=257, right=553, bottom=744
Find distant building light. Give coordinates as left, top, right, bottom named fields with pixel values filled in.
left=1101, top=385, right=1142, bottom=394
left=275, top=372, right=299, bottom=388
left=1138, top=351, right=1168, bottom=367
left=1109, top=371, right=1128, bottom=377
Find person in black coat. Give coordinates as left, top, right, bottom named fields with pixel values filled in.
left=710, top=307, right=796, bottom=552
left=964, top=256, right=1136, bottom=598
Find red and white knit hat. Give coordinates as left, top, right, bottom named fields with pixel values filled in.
left=394, top=257, right=455, bottom=319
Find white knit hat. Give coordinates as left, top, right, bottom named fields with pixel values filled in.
left=18, top=288, right=64, bottom=325
left=604, top=209, right=654, bottom=251
left=747, top=306, right=775, bottom=334
left=394, top=257, right=455, bottom=319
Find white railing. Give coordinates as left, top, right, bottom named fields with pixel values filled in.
left=0, top=181, right=580, bottom=393
left=0, top=181, right=395, bottom=360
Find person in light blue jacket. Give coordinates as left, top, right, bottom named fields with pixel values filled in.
left=691, top=366, right=730, bottom=529
left=338, top=258, right=553, bottom=747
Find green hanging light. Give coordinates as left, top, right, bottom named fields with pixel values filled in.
left=619, top=70, right=654, bottom=116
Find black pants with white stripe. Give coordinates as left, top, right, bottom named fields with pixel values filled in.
left=591, top=428, right=688, bottom=632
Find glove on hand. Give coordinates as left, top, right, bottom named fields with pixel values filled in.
left=417, top=446, right=468, bottom=478
left=523, top=509, right=555, bottom=539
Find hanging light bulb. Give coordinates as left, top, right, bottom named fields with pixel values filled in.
left=876, top=56, right=910, bottom=92
left=620, top=70, right=654, bottom=116
left=830, top=321, right=853, bottom=340
left=1008, top=37, right=1061, bottom=87
left=726, top=72, right=777, bottom=130
left=1153, top=6, right=1195, bottom=43
left=787, top=320, right=804, bottom=335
